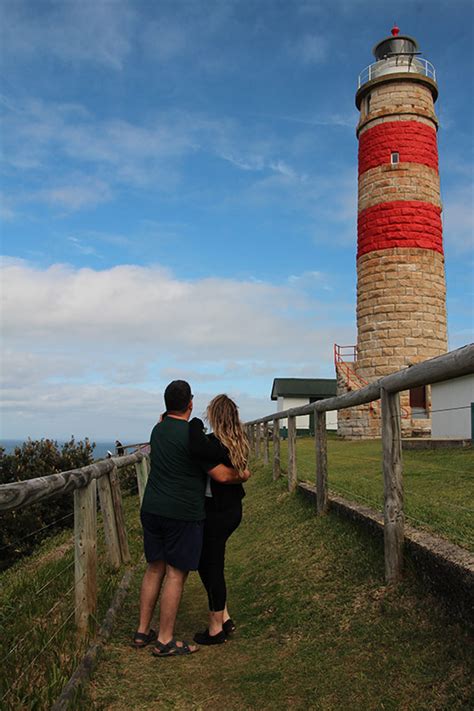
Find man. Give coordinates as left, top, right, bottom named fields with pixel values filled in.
left=133, top=380, right=249, bottom=657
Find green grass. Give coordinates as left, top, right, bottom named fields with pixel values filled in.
left=276, top=436, right=473, bottom=551
left=87, top=462, right=473, bottom=711
left=0, top=493, right=144, bottom=711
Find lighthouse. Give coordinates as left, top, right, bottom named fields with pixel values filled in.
left=336, top=26, right=448, bottom=438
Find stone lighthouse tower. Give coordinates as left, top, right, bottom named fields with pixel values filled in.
left=336, top=26, right=448, bottom=438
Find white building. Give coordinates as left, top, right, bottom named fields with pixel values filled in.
left=431, top=374, right=474, bottom=440
left=271, top=378, right=338, bottom=432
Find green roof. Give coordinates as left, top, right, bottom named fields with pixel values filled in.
left=271, top=378, right=337, bottom=400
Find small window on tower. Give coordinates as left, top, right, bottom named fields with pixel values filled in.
left=366, top=94, right=371, bottom=114
left=391, top=151, right=400, bottom=165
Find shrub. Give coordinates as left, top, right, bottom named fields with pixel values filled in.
left=0, top=437, right=95, bottom=570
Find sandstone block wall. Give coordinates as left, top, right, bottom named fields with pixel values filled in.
left=336, top=364, right=381, bottom=439
left=356, top=248, right=447, bottom=380
left=357, top=81, right=437, bottom=132
left=358, top=163, right=442, bottom=212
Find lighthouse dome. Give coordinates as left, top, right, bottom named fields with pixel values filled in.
left=357, top=27, right=436, bottom=89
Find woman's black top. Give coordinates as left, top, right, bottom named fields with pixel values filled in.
left=189, top=418, right=245, bottom=512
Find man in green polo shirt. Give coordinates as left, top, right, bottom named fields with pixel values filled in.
left=133, top=380, right=248, bottom=657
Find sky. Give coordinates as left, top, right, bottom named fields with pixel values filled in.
left=1, top=0, right=473, bottom=442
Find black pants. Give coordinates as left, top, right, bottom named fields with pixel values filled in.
left=198, top=499, right=242, bottom=612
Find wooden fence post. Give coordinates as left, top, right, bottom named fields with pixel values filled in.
left=381, top=387, right=404, bottom=584
left=248, top=425, right=255, bottom=457
left=97, top=473, right=121, bottom=570
left=135, top=456, right=149, bottom=505
left=315, top=410, right=328, bottom=514
left=74, top=479, right=97, bottom=637
left=287, top=416, right=297, bottom=492
left=272, top=418, right=281, bottom=480
left=255, top=423, right=261, bottom=459
left=109, top=466, right=131, bottom=564
left=263, top=422, right=269, bottom=465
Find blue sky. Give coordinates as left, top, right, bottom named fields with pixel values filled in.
left=1, top=0, right=473, bottom=441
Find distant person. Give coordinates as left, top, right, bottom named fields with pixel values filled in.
left=189, top=394, right=249, bottom=645
left=133, top=380, right=249, bottom=658
left=115, top=440, right=124, bottom=456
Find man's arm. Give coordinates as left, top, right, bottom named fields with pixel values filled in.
left=208, top=464, right=251, bottom=484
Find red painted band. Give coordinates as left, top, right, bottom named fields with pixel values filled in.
left=357, top=200, right=443, bottom=258
left=358, top=121, right=439, bottom=175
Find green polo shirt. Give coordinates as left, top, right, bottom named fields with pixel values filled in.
left=141, top=416, right=206, bottom=521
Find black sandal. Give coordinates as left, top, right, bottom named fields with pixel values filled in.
left=152, top=639, right=199, bottom=657
left=223, top=619, right=236, bottom=636
left=132, top=628, right=157, bottom=648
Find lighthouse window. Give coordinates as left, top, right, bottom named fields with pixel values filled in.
left=391, top=151, right=400, bottom=165
left=366, top=94, right=371, bottom=114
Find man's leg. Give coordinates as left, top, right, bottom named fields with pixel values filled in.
left=157, top=564, right=191, bottom=644
left=137, top=559, right=166, bottom=634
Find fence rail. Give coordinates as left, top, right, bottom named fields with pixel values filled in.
left=245, top=344, right=474, bottom=585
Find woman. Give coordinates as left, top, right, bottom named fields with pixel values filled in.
left=189, top=394, right=250, bottom=645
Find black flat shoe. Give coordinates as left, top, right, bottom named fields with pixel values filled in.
left=223, top=619, right=236, bottom=636
left=193, top=628, right=226, bottom=645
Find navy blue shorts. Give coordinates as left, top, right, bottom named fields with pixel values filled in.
left=140, top=510, right=204, bottom=571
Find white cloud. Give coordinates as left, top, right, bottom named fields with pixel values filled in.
left=35, top=179, right=113, bottom=211
left=0, top=259, right=353, bottom=437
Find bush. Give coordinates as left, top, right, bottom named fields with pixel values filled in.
left=119, top=463, right=139, bottom=496
left=0, top=437, right=95, bottom=570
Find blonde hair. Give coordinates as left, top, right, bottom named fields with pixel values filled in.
left=206, top=394, right=249, bottom=476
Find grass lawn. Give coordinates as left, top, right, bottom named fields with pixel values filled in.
left=0, top=494, right=144, bottom=711
left=87, top=461, right=473, bottom=711
left=275, top=436, right=473, bottom=552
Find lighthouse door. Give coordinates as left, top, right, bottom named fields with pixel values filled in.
left=410, top=386, right=428, bottom=419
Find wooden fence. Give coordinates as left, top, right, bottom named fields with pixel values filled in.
left=245, top=344, right=474, bottom=585
left=0, top=449, right=150, bottom=636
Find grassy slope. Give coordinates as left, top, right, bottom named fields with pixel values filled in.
left=279, top=436, right=473, bottom=551
left=0, top=495, right=144, bottom=711
left=88, top=462, right=473, bottom=711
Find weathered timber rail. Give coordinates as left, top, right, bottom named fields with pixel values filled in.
left=0, top=449, right=150, bottom=637
left=245, top=344, right=474, bottom=585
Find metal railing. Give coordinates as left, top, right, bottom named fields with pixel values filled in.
left=334, top=343, right=357, bottom=364
left=358, top=57, right=436, bottom=88
left=245, top=344, right=474, bottom=585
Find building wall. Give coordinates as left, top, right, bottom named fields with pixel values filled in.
left=276, top=397, right=338, bottom=431
left=431, top=375, right=474, bottom=439
left=277, top=397, right=310, bottom=429
left=325, top=410, right=338, bottom=431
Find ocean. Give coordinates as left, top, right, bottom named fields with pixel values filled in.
left=1, top=439, right=121, bottom=461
